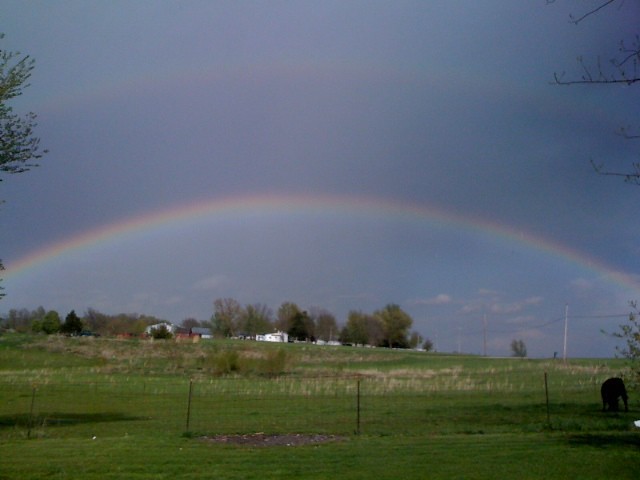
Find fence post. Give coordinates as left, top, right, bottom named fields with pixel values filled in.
left=356, top=379, right=361, bottom=435
left=186, top=379, right=194, bottom=432
left=27, top=386, right=36, bottom=439
left=544, top=372, right=551, bottom=428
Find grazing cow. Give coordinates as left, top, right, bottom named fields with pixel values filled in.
left=601, top=377, right=628, bottom=412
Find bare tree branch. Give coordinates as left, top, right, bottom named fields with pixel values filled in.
left=568, top=0, right=617, bottom=25
left=617, top=126, right=640, bottom=140
left=552, top=71, right=640, bottom=85
left=591, top=159, right=640, bottom=185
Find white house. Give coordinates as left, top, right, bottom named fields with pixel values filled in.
left=256, top=331, right=289, bottom=343
left=144, top=322, right=176, bottom=335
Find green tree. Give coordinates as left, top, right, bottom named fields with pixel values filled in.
left=41, top=310, right=61, bottom=335
left=340, top=310, right=383, bottom=346
left=340, top=311, right=368, bottom=346
left=61, top=310, right=83, bottom=336
left=510, top=339, right=527, bottom=358
left=375, top=304, right=413, bottom=348
left=0, top=34, right=47, bottom=298
left=288, top=310, right=312, bottom=342
left=0, top=36, right=46, bottom=176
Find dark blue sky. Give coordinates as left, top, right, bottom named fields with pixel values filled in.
left=1, top=1, right=639, bottom=357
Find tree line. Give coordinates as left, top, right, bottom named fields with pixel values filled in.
left=208, top=298, right=431, bottom=349
left=0, top=307, right=168, bottom=337
left=0, top=299, right=433, bottom=350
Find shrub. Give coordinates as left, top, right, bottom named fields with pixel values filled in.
left=212, top=350, right=241, bottom=375
left=259, top=348, right=289, bottom=377
left=151, top=324, right=173, bottom=340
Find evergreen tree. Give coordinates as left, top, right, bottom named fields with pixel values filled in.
left=61, top=310, right=83, bottom=336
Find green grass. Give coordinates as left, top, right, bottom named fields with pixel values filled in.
left=0, top=333, right=638, bottom=479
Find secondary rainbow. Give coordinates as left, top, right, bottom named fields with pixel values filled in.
left=4, top=193, right=640, bottom=297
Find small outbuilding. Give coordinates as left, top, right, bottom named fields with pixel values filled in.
left=190, top=327, right=213, bottom=339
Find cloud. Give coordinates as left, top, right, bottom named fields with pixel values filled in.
left=413, top=294, right=453, bottom=306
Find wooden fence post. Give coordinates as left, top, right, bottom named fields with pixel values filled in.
left=544, top=372, right=551, bottom=428
left=356, top=379, right=361, bottom=435
left=27, top=386, right=36, bottom=439
left=186, top=379, right=194, bottom=432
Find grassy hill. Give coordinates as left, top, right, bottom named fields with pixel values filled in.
left=1, top=334, right=638, bottom=479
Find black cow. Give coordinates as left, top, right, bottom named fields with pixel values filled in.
left=601, top=377, right=628, bottom=412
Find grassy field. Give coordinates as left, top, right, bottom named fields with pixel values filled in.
left=1, top=334, right=639, bottom=479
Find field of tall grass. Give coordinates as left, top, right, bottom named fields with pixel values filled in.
left=1, top=334, right=638, bottom=479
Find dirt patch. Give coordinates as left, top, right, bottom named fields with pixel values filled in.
left=199, top=433, right=346, bottom=447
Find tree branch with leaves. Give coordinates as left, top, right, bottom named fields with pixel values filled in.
left=1, top=33, right=47, bottom=299
left=1, top=33, right=46, bottom=179
left=612, top=302, right=640, bottom=384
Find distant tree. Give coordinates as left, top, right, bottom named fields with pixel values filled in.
left=340, top=311, right=369, bottom=346
left=80, top=310, right=160, bottom=336
left=8, top=306, right=45, bottom=333
left=4, top=307, right=33, bottom=332
left=340, top=310, right=384, bottom=346
left=375, top=304, right=413, bottom=348
left=408, top=331, right=423, bottom=349
left=61, top=310, right=83, bottom=336
left=548, top=1, right=639, bottom=183
left=275, top=301, right=301, bottom=332
left=1, top=34, right=47, bottom=296
left=365, top=314, right=385, bottom=347
left=30, top=318, right=42, bottom=333
left=241, top=303, right=273, bottom=337
left=181, top=318, right=201, bottom=329
left=211, top=297, right=244, bottom=337
left=41, top=310, right=61, bottom=335
left=288, top=310, right=312, bottom=342
left=82, top=308, right=110, bottom=335
left=312, top=308, right=338, bottom=342
left=510, top=339, right=527, bottom=358
left=423, top=338, right=434, bottom=352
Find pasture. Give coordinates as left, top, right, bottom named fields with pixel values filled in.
left=0, top=334, right=638, bottom=479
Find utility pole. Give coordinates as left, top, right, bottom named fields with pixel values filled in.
left=483, top=314, right=487, bottom=357
left=563, top=304, right=569, bottom=363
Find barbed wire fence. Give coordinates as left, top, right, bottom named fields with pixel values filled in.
left=1, top=368, right=618, bottom=440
